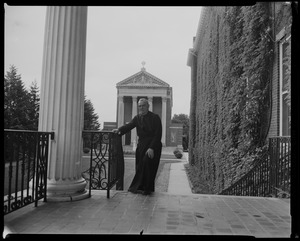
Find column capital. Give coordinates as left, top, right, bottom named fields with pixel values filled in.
left=132, top=96, right=138, bottom=101
left=147, top=96, right=153, bottom=101
left=162, top=97, right=167, bottom=102
left=118, top=95, right=124, bottom=101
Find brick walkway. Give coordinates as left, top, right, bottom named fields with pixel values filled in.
left=4, top=190, right=290, bottom=237
left=3, top=150, right=291, bottom=237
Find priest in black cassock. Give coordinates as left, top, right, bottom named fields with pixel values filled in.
left=112, top=98, right=162, bottom=195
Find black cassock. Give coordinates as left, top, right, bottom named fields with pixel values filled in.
left=118, top=111, right=162, bottom=192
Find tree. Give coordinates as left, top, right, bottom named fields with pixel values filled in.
left=5, top=65, right=101, bottom=134
left=83, top=96, right=101, bottom=149
left=84, top=96, right=101, bottom=130
left=4, top=65, right=31, bottom=129
left=27, top=81, right=40, bottom=130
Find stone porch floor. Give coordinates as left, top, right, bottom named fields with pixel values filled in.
left=4, top=190, right=291, bottom=237
left=3, top=149, right=291, bottom=237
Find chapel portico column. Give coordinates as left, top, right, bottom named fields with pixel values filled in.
left=148, top=96, right=153, bottom=112
left=131, top=96, right=137, bottom=149
left=118, top=95, right=125, bottom=145
left=38, top=6, right=88, bottom=201
left=118, top=95, right=124, bottom=127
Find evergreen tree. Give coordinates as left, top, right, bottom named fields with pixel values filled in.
left=27, top=81, right=40, bottom=130
left=4, top=65, right=30, bottom=129
left=4, top=66, right=101, bottom=134
left=83, top=96, right=101, bottom=149
left=84, top=96, right=101, bottom=130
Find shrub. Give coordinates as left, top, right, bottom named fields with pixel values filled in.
left=173, top=148, right=183, bottom=159
left=83, top=147, right=90, bottom=154
left=175, top=152, right=183, bottom=159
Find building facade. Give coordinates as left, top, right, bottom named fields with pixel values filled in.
left=267, top=2, right=292, bottom=138
left=186, top=3, right=292, bottom=193
left=115, top=66, right=182, bottom=148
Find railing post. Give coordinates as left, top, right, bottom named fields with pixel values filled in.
left=88, top=132, right=93, bottom=198
left=274, top=138, right=280, bottom=197
left=35, top=134, right=38, bottom=207
left=115, top=134, right=124, bottom=191
left=269, top=138, right=274, bottom=196
left=107, top=133, right=112, bottom=199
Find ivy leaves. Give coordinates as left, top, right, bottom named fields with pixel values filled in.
left=190, top=3, right=273, bottom=193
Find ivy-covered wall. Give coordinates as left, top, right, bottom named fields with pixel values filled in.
left=189, top=3, right=276, bottom=194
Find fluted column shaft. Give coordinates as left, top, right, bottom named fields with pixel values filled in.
left=131, top=96, right=137, bottom=149
left=162, top=97, right=167, bottom=146
left=38, top=6, right=88, bottom=200
left=117, top=96, right=124, bottom=127
left=148, top=96, right=153, bottom=112
left=118, top=95, right=125, bottom=145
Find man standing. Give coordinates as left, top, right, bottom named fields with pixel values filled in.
left=112, top=98, right=162, bottom=195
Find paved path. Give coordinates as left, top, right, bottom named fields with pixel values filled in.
left=4, top=191, right=291, bottom=237
left=167, top=152, right=192, bottom=195
left=4, top=150, right=291, bottom=237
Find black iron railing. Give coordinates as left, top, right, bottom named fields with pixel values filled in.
left=220, top=136, right=291, bottom=197
left=269, top=136, right=291, bottom=197
left=82, top=131, right=124, bottom=198
left=4, top=130, right=54, bottom=215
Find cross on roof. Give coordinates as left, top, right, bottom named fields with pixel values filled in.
left=141, top=61, right=146, bottom=71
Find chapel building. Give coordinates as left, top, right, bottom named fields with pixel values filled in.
left=115, top=65, right=182, bottom=148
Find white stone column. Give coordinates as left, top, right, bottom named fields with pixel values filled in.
left=117, top=95, right=125, bottom=145
left=130, top=96, right=137, bottom=150
left=162, top=97, right=167, bottom=146
left=38, top=6, right=88, bottom=201
left=117, top=95, right=124, bottom=127
left=148, top=96, right=153, bottom=112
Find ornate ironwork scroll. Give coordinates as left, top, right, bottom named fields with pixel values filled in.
left=82, top=131, right=124, bottom=198
left=4, top=130, right=54, bottom=215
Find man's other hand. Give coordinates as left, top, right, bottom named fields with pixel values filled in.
left=146, top=148, right=154, bottom=159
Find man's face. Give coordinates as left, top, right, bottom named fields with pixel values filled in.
left=138, top=100, right=149, bottom=115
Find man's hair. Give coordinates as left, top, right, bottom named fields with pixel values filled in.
left=138, top=98, right=149, bottom=106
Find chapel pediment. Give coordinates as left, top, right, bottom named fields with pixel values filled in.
left=116, top=68, right=170, bottom=88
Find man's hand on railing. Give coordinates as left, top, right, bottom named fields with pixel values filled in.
left=112, top=129, right=121, bottom=135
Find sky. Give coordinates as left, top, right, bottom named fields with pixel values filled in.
left=4, top=5, right=202, bottom=128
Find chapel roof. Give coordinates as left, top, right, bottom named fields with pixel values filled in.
left=116, top=66, right=170, bottom=88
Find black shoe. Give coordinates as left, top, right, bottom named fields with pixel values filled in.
left=142, top=190, right=151, bottom=195
left=128, top=189, right=137, bottom=194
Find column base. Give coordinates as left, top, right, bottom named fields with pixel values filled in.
left=46, top=177, right=89, bottom=202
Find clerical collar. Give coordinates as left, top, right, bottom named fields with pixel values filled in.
left=139, top=111, right=149, bottom=117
